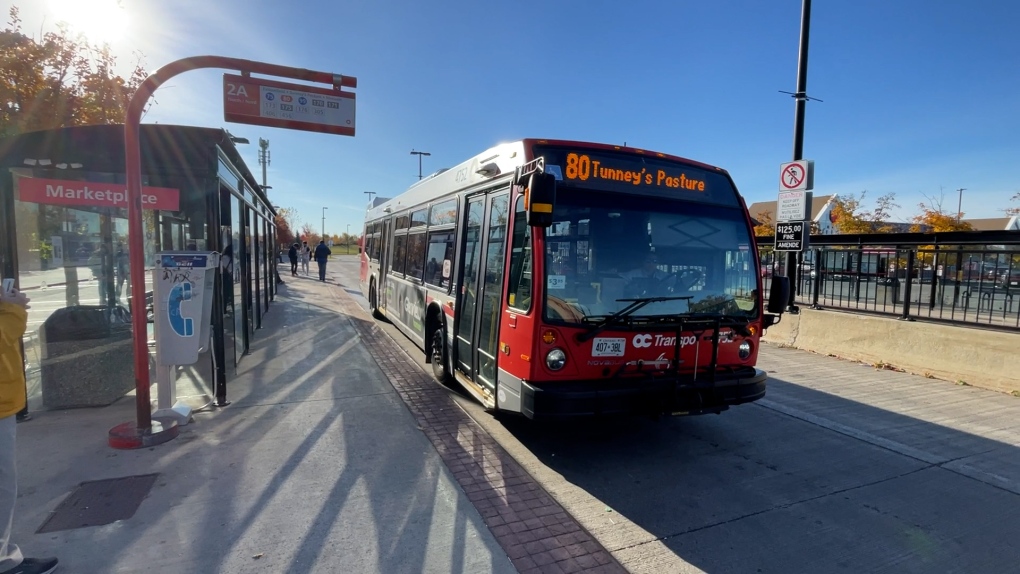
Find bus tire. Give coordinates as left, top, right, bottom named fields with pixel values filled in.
left=430, top=326, right=451, bottom=384
left=370, top=280, right=384, bottom=319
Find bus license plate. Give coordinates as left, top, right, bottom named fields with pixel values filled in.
left=592, top=337, right=626, bottom=357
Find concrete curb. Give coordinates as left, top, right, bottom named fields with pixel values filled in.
left=762, top=308, right=1020, bottom=395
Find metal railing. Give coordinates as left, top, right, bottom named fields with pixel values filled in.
left=758, top=230, right=1020, bottom=332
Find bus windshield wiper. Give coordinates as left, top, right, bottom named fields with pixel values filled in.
left=577, top=296, right=692, bottom=342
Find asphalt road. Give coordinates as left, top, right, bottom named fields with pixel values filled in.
left=333, top=255, right=1020, bottom=574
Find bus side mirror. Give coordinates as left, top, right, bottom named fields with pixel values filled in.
left=526, top=172, right=556, bottom=228
left=767, top=275, right=790, bottom=314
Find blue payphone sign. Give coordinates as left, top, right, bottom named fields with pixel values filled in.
left=154, top=252, right=218, bottom=366
left=168, top=282, right=194, bottom=337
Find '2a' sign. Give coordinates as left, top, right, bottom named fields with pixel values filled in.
left=774, top=221, right=809, bottom=252
left=222, top=74, right=356, bottom=137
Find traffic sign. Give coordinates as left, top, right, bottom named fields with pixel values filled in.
left=779, top=160, right=814, bottom=191
left=774, top=221, right=809, bottom=252
left=223, top=74, right=356, bottom=136
left=777, top=190, right=812, bottom=222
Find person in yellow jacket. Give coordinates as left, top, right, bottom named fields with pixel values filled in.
left=0, top=288, right=58, bottom=574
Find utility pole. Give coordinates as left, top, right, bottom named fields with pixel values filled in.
left=258, top=138, right=270, bottom=189
left=259, top=137, right=281, bottom=286
left=410, top=149, right=431, bottom=180
left=785, top=0, right=813, bottom=314
left=957, top=188, right=966, bottom=222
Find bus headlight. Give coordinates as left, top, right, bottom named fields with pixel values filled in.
left=545, top=348, right=567, bottom=370
left=738, top=340, right=753, bottom=360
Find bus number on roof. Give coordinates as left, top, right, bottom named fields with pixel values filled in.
left=564, top=153, right=705, bottom=192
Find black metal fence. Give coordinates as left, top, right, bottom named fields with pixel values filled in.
left=758, top=230, right=1020, bottom=332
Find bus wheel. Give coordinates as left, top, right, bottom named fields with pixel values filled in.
left=370, top=283, right=383, bottom=319
left=430, top=327, right=451, bottom=383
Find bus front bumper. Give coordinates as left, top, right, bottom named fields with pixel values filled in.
left=519, top=368, right=767, bottom=420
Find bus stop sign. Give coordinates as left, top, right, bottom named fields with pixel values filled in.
left=223, top=73, right=356, bottom=136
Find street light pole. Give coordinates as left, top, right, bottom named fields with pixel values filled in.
left=410, top=149, right=431, bottom=180
left=364, top=190, right=375, bottom=206
left=322, top=206, right=327, bottom=242
left=784, top=0, right=813, bottom=314
left=957, top=188, right=966, bottom=223
left=346, top=223, right=350, bottom=253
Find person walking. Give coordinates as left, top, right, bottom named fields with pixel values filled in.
left=300, top=241, right=311, bottom=276
left=313, top=240, right=332, bottom=282
left=1, top=287, right=58, bottom=574
left=287, top=243, right=299, bottom=277
left=114, top=243, right=129, bottom=301
left=88, top=244, right=112, bottom=306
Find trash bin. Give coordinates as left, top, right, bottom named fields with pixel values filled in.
left=40, top=305, right=134, bottom=409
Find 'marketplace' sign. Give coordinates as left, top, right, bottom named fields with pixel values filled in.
left=16, top=177, right=180, bottom=211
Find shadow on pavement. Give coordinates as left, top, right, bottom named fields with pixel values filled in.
left=494, top=373, right=1020, bottom=573
left=13, top=278, right=509, bottom=573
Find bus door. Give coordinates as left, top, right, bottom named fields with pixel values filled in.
left=454, top=191, right=510, bottom=394
left=378, top=218, right=391, bottom=309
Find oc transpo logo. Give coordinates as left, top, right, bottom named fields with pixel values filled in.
left=633, top=333, right=699, bottom=348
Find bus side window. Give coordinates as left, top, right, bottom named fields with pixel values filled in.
left=391, top=234, right=407, bottom=276
left=425, top=231, right=454, bottom=289
left=406, top=232, right=427, bottom=282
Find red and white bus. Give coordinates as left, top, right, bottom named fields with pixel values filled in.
left=360, top=139, right=790, bottom=420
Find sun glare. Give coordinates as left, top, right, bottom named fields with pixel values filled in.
left=47, top=0, right=130, bottom=46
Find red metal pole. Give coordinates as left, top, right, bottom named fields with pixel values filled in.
left=116, top=56, right=353, bottom=446
left=124, top=84, right=153, bottom=432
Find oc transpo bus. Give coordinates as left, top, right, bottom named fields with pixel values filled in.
left=360, top=139, right=790, bottom=420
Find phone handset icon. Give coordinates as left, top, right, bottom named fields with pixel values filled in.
left=168, top=282, right=194, bottom=337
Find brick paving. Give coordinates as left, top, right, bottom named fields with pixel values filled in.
left=330, top=284, right=626, bottom=574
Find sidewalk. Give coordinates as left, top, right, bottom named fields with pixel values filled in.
left=8, top=269, right=516, bottom=573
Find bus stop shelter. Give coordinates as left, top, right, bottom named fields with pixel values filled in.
left=0, top=124, right=277, bottom=411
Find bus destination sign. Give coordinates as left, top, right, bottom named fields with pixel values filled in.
left=223, top=74, right=356, bottom=137
left=534, top=146, right=739, bottom=207
left=560, top=151, right=705, bottom=191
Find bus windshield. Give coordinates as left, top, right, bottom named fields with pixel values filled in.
left=543, top=188, right=759, bottom=324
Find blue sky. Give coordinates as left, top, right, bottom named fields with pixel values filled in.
left=11, top=0, right=1020, bottom=234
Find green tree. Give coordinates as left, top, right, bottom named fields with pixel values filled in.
left=0, top=6, right=145, bottom=138
left=830, top=191, right=900, bottom=234
left=274, top=213, right=295, bottom=247
left=273, top=207, right=298, bottom=247
left=909, top=194, right=974, bottom=233
left=909, top=194, right=975, bottom=270
left=753, top=209, right=774, bottom=237
left=299, top=223, right=320, bottom=247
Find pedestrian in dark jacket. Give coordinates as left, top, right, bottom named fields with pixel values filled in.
left=288, top=243, right=299, bottom=276
left=313, top=240, right=332, bottom=282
